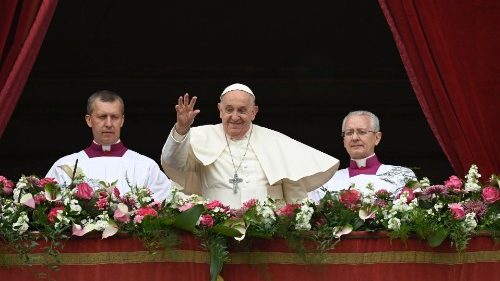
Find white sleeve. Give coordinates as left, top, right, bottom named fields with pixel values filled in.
left=160, top=127, right=195, bottom=171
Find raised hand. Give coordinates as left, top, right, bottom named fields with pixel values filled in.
left=174, top=93, right=200, bottom=135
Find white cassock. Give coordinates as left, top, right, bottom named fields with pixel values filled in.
left=309, top=156, right=416, bottom=202
left=161, top=123, right=340, bottom=208
left=46, top=142, right=171, bottom=202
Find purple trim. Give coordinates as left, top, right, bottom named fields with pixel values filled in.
left=84, top=142, right=128, bottom=158
left=348, top=155, right=382, bottom=177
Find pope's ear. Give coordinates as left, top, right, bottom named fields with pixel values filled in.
left=85, top=114, right=92, bottom=127
left=252, top=105, right=259, bottom=120
left=120, top=115, right=125, bottom=127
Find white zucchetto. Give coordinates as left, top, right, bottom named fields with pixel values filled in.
left=220, top=83, right=254, bottom=99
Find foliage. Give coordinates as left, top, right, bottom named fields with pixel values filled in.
left=1, top=165, right=499, bottom=281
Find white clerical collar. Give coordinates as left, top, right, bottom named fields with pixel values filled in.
left=93, top=140, right=121, bottom=152
left=351, top=153, right=376, bottom=168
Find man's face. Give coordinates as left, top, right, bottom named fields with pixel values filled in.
left=218, top=90, right=258, bottom=139
left=343, top=115, right=381, bottom=159
left=85, top=99, right=124, bottom=145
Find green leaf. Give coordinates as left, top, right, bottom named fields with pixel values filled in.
left=172, top=204, right=204, bottom=232
left=211, top=220, right=245, bottom=238
left=427, top=227, right=449, bottom=247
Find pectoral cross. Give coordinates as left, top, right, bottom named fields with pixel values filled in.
left=229, top=173, right=243, bottom=194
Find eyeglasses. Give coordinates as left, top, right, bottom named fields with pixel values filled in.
left=342, top=129, right=377, bottom=138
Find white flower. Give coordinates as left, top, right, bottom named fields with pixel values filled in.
left=12, top=212, right=29, bottom=234
left=420, top=177, right=431, bottom=188
left=256, top=200, right=276, bottom=229
left=462, top=213, right=477, bottom=233
left=295, top=201, right=314, bottom=231
left=387, top=217, right=401, bottom=230
left=464, top=164, right=481, bottom=192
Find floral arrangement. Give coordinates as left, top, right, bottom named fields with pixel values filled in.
left=1, top=165, right=499, bottom=281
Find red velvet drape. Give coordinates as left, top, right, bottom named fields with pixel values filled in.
left=379, top=0, right=500, bottom=178
left=0, top=0, right=58, bottom=138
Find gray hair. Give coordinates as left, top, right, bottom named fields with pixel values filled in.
left=341, top=110, right=380, bottom=133
left=87, top=90, right=124, bottom=115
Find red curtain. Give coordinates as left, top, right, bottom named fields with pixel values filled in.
left=379, top=0, right=500, bottom=178
left=0, top=0, right=58, bottom=138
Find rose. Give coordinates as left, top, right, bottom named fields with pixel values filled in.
left=482, top=186, right=500, bottom=204
left=397, top=187, right=415, bottom=203
left=444, top=175, right=463, bottom=191
left=448, top=203, right=465, bottom=220
left=339, top=189, right=361, bottom=208
left=0, top=176, right=14, bottom=195
left=34, top=193, right=47, bottom=205
left=75, top=183, right=94, bottom=200
left=134, top=206, right=158, bottom=223
left=199, top=214, right=214, bottom=228
left=38, top=177, right=57, bottom=188
left=48, top=206, right=64, bottom=224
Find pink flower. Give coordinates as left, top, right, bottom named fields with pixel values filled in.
left=38, top=177, right=57, bottom=188
left=339, top=189, right=361, bottom=208
left=34, top=193, right=47, bottom=205
left=199, top=214, right=214, bottom=228
left=113, top=187, right=121, bottom=198
left=0, top=176, right=14, bottom=195
left=397, top=187, right=415, bottom=203
left=134, top=207, right=158, bottom=224
left=48, top=206, right=64, bottom=224
left=276, top=204, right=300, bottom=218
left=75, top=183, right=94, bottom=200
left=113, top=204, right=131, bottom=223
left=96, top=192, right=109, bottom=210
left=242, top=198, right=258, bottom=211
left=444, top=176, right=463, bottom=192
left=178, top=203, right=194, bottom=212
left=205, top=200, right=225, bottom=210
left=448, top=203, right=465, bottom=220
left=463, top=200, right=487, bottom=217
left=482, top=186, right=500, bottom=204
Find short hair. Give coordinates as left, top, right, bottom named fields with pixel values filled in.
left=87, top=90, right=124, bottom=115
left=341, top=110, right=380, bottom=133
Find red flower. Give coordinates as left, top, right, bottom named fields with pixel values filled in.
left=38, top=177, right=57, bottom=188
left=48, top=206, right=64, bottom=224
left=199, top=214, right=214, bottom=228
left=134, top=207, right=158, bottom=224
left=397, top=187, right=415, bottom=203
left=482, top=186, right=500, bottom=204
left=75, top=182, right=94, bottom=200
left=205, top=200, right=225, bottom=210
left=339, top=189, right=361, bottom=208
left=276, top=203, right=300, bottom=218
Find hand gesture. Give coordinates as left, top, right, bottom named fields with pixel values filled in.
left=174, top=93, right=200, bottom=135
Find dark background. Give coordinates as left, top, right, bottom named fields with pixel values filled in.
left=0, top=1, right=453, bottom=182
